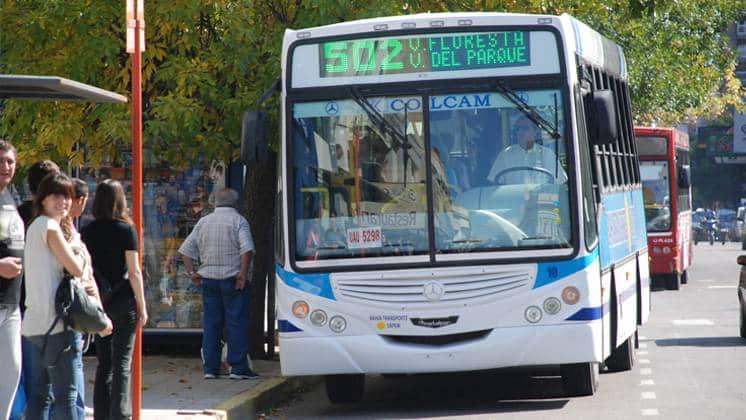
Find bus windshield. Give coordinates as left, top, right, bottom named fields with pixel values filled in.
left=291, top=88, right=570, bottom=262
left=640, top=161, right=671, bottom=231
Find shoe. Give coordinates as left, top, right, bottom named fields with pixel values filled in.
left=204, top=373, right=218, bottom=379
left=229, top=371, right=259, bottom=380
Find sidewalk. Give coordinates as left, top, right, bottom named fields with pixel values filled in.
left=82, top=355, right=314, bottom=420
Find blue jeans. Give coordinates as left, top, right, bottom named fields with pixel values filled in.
left=20, top=334, right=85, bottom=420
left=23, top=330, right=83, bottom=420
left=201, top=277, right=250, bottom=375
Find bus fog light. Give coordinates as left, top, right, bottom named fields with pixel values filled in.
left=543, top=297, right=562, bottom=315
left=329, top=316, right=347, bottom=333
left=310, top=309, right=328, bottom=326
left=653, top=246, right=661, bottom=254
left=524, top=306, right=542, bottom=323
left=562, top=286, right=580, bottom=305
left=292, top=301, right=309, bottom=319
left=663, top=246, right=671, bottom=254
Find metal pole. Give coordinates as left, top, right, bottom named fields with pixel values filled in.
left=129, top=1, right=144, bottom=418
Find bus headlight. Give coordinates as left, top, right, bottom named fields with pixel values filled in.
left=663, top=246, right=671, bottom=254
left=653, top=246, right=661, bottom=254
left=329, top=316, right=347, bottom=333
left=543, top=297, right=562, bottom=315
left=562, top=286, right=580, bottom=305
left=525, top=306, right=543, bottom=323
left=292, top=301, right=309, bottom=319
left=310, top=309, right=328, bottom=327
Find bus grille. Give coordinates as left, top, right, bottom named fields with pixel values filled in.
left=381, top=329, right=492, bottom=346
left=332, top=266, right=532, bottom=305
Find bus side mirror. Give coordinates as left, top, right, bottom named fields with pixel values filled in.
left=677, top=165, right=691, bottom=189
left=591, top=90, right=618, bottom=146
left=241, top=110, right=268, bottom=165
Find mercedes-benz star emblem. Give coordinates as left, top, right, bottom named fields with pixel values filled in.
left=423, top=281, right=444, bottom=302
left=325, top=101, right=339, bottom=115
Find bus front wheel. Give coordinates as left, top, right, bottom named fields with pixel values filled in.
left=560, top=362, right=598, bottom=396
left=325, top=374, right=365, bottom=403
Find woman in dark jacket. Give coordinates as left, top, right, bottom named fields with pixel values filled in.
left=82, top=180, right=148, bottom=420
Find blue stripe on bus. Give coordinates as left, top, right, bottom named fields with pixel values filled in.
left=278, top=320, right=303, bottom=332
left=565, top=306, right=603, bottom=321
left=565, top=282, right=636, bottom=321
left=533, top=249, right=599, bottom=289
left=276, top=264, right=336, bottom=300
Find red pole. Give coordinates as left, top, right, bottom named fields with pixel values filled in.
left=129, top=2, right=144, bottom=419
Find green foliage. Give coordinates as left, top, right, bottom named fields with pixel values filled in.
left=0, top=0, right=743, bottom=169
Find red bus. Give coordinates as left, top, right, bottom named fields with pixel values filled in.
left=635, top=127, right=693, bottom=290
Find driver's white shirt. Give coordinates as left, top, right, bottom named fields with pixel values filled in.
left=487, top=144, right=567, bottom=184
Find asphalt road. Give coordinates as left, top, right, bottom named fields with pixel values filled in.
left=262, top=242, right=746, bottom=419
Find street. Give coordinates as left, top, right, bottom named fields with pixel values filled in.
left=262, top=242, right=746, bottom=419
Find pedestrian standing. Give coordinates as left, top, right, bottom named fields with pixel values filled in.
left=22, top=173, right=111, bottom=420
left=82, top=179, right=148, bottom=420
left=68, top=178, right=94, bottom=420
left=12, top=159, right=63, bottom=420
left=0, top=140, right=25, bottom=420
left=178, top=188, right=257, bottom=379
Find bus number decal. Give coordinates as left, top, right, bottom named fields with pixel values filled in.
left=381, top=40, right=404, bottom=71
left=347, top=226, right=383, bottom=249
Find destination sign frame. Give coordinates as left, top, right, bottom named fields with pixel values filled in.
left=291, top=30, right=561, bottom=88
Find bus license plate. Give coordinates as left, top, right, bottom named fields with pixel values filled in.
left=347, top=227, right=382, bottom=249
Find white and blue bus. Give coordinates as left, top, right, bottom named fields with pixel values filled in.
left=245, top=12, right=649, bottom=401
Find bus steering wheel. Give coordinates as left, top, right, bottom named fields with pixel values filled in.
left=493, top=166, right=555, bottom=185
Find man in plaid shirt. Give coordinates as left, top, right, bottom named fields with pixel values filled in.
left=179, top=188, right=257, bottom=379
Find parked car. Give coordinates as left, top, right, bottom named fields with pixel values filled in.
left=737, top=255, right=746, bottom=338
left=738, top=206, right=746, bottom=248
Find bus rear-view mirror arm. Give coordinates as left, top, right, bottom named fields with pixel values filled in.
left=241, top=79, right=280, bottom=165
left=590, top=89, right=618, bottom=146
left=241, top=111, right=268, bottom=165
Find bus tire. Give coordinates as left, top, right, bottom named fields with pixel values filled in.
left=560, top=362, right=598, bottom=396
left=680, top=270, right=688, bottom=285
left=666, top=273, right=680, bottom=291
left=605, top=334, right=635, bottom=372
left=325, top=374, right=365, bottom=403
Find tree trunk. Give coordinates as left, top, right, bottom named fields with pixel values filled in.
left=243, top=152, right=276, bottom=359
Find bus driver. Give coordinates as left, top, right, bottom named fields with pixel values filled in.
left=486, top=116, right=568, bottom=185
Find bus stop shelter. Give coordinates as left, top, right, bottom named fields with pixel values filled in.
left=0, top=74, right=127, bottom=103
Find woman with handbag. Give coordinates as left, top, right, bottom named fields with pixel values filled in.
left=22, top=173, right=112, bottom=420
left=82, top=179, right=148, bottom=420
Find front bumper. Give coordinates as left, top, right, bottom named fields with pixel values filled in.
left=279, top=322, right=601, bottom=376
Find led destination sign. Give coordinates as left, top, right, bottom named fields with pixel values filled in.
left=319, top=31, right=530, bottom=77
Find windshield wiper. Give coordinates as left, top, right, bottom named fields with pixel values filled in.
left=348, top=87, right=422, bottom=186
left=492, top=80, right=561, bottom=140
left=451, top=239, right=483, bottom=244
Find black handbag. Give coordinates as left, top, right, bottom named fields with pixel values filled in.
left=53, top=272, right=109, bottom=333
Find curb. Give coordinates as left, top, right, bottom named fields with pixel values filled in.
left=214, top=376, right=321, bottom=419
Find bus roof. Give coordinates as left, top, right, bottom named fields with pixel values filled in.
left=283, top=12, right=626, bottom=79
left=0, top=74, right=127, bottom=103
